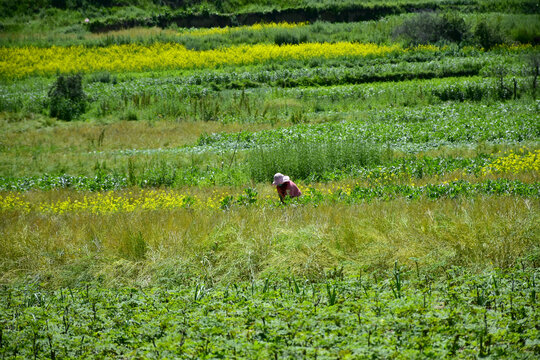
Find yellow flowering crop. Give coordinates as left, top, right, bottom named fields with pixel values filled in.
left=493, top=43, right=533, bottom=52
left=39, top=190, right=195, bottom=214
left=0, top=193, right=31, bottom=213
left=0, top=189, right=239, bottom=214
left=481, top=148, right=540, bottom=176
left=0, top=42, right=404, bottom=78
left=184, top=22, right=308, bottom=37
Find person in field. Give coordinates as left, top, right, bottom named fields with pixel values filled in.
left=272, top=173, right=302, bottom=204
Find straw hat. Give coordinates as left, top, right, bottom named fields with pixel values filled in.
left=272, top=173, right=290, bottom=185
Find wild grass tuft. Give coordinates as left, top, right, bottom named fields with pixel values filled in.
left=248, top=138, right=386, bottom=182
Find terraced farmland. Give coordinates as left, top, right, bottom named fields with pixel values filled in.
left=0, top=0, right=539, bottom=358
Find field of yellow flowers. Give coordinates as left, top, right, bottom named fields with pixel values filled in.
left=481, top=148, right=540, bottom=175
left=183, top=21, right=308, bottom=37
left=1, top=42, right=408, bottom=78
left=2, top=41, right=532, bottom=79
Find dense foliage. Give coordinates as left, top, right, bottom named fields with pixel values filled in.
left=47, top=74, right=87, bottom=120
left=1, top=266, right=538, bottom=358
left=393, top=12, right=470, bottom=45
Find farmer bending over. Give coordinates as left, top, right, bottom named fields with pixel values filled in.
left=272, top=173, right=301, bottom=204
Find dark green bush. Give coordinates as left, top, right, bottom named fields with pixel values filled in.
left=47, top=73, right=87, bottom=121
left=511, top=27, right=537, bottom=44
left=0, top=0, right=48, bottom=17
left=274, top=31, right=307, bottom=46
left=474, top=20, right=503, bottom=49
left=392, top=12, right=469, bottom=45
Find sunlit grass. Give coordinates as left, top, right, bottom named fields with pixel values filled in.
left=0, top=196, right=537, bottom=286
left=0, top=116, right=272, bottom=177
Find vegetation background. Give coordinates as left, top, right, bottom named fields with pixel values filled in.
left=0, top=0, right=538, bottom=358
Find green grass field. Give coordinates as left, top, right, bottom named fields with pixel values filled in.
left=1, top=0, right=539, bottom=358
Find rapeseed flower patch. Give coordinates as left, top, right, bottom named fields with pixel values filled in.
left=3, top=190, right=195, bottom=215
left=0, top=190, right=241, bottom=214
left=184, top=22, right=308, bottom=37
left=0, top=193, right=30, bottom=213
left=481, top=148, right=540, bottom=176
left=42, top=190, right=195, bottom=214
left=1, top=42, right=404, bottom=78
left=493, top=43, right=534, bottom=52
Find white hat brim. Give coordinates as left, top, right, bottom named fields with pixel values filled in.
left=272, top=176, right=289, bottom=185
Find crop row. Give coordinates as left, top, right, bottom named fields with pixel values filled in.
left=0, top=42, right=408, bottom=79
left=1, top=149, right=537, bottom=191
left=0, top=266, right=537, bottom=358
left=5, top=43, right=528, bottom=83
left=195, top=102, right=539, bottom=153
left=1, top=179, right=538, bottom=214
left=184, top=21, right=308, bottom=37
left=1, top=75, right=533, bottom=121
left=83, top=55, right=510, bottom=92
left=1, top=46, right=532, bottom=115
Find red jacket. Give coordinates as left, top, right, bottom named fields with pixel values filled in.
left=276, top=180, right=302, bottom=200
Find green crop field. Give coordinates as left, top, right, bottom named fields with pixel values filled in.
left=1, top=0, right=539, bottom=358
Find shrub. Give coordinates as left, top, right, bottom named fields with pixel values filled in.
left=439, top=13, right=469, bottom=43
left=274, top=31, right=307, bottom=46
left=474, top=20, right=503, bottom=50
left=0, top=0, right=48, bottom=17
left=52, top=0, right=115, bottom=8
left=47, top=73, right=87, bottom=121
left=392, top=12, right=469, bottom=45
left=511, top=27, right=537, bottom=44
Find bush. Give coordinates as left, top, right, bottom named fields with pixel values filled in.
left=392, top=12, right=469, bottom=45
left=274, top=31, right=307, bottom=46
left=47, top=73, right=87, bottom=121
left=474, top=20, right=503, bottom=50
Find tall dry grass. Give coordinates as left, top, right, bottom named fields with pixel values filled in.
left=1, top=196, right=537, bottom=287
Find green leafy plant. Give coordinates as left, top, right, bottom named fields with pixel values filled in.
left=47, top=73, right=87, bottom=121
left=2, top=267, right=537, bottom=358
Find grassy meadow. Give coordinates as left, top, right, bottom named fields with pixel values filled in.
left=1, top=0, right=539, bottom=358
